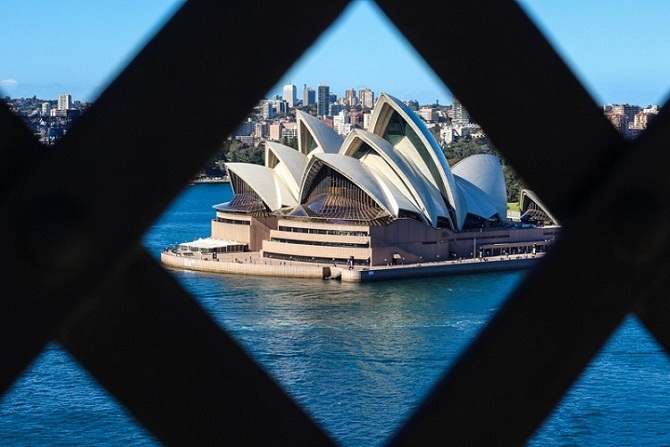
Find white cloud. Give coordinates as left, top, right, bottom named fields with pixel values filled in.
left=0, top=78, right=18, bottom=89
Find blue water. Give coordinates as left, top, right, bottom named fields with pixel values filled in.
left=2, top=183, right=669, bottom=446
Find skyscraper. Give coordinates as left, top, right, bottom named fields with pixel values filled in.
left=283, top=84, right=297, bottom=108
left=317, top=83, right=330, bottom=117
left=57, top=93, right=72, bottom=111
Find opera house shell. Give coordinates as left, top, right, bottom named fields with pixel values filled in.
left=210, top=93, right=558, bottom=267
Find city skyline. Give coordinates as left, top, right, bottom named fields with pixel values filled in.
left=2, top=1, right=670, bottom=107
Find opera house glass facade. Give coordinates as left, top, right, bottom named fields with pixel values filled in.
left=211, top=93, right=558, bottom=267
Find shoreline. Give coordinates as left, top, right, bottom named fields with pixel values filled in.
left=161, top=249, right=542, bottom=282
left=190, top=176, right=229, bottom=184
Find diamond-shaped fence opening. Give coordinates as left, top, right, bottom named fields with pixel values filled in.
left=2, top=1, right=670, bottom=446
left=0, top=1, right=185, bottom=105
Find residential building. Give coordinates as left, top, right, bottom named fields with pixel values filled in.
left=269, top=123, right=283, bottom=141
left=419, top=106, right=438, bottom=123
left=333, top=110, right=351, bottom=136
left=452, top=97, right=470, bottom=127
left=281, top=122, right=297, bottom=140
left=345, top=88, right=358, bottom=107
left=359, top=88, right=374, bottom=109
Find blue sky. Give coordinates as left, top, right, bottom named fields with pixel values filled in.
left=2, top=1, right=670, bottom=106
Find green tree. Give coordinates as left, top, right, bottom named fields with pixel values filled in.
left=197, top=142, right=228, bottom=177
left=283, top=136, right=298, bottom=149
left=226, top=140, right=264, bottom=165
left=443, top=137, right=492, bottom=164
left=429, top=125, right=441, bottom=141
left=502, top=162, right=524, bottom=203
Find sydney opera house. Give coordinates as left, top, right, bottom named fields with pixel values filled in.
left=178, top=93, right=558, bottom=269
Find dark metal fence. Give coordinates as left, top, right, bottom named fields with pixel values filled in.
left=2, top=1, right=669, bottom=445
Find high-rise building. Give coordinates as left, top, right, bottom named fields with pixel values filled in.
left=317, top=84, right=330, bottom=117
left=57, top=93, right=72, bottom=111
left=303, top=84, right=315, bottom=106
left=283, top=84, right=297, bottom=108
left=452, top=97, right=470, bottom=127
left=41, top=102, right=51, bottom=115
left=262, top=100, right=275, bottom=119
left=359, top=88, right=375, bottom=109
left=274, top=99, right=288, bottom=115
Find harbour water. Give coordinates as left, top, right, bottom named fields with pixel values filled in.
left=1, top=183, right=669, bottom=446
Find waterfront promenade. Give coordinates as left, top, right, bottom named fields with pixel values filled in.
left=161, top=249, right=542, bottom=282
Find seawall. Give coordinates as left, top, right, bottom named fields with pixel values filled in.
left=161, top=250, right=334, bottom=279
left=341, top=256, right=538, bottom=282
left=162, top=250, right=540, bottom=282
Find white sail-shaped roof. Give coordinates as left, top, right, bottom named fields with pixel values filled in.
left=226, top=163, right=298, bottom=210
left=452, top=154, right=507, bottom=220
left=455, top=177, right=500, bottom=220
left=264, top=141, right=307, bottom=198
left=222, top=91, right=515, bottom=232
left=340, top=129, right=450, bottom=227
left=520, top=189, right=559, bottom=225
left=295, top=110, right=343, bottom=157
left=301, top=153, right=391, bottom=214
left=367, top=93, right=465, bottom=229
left=301, top=153, right=426, bottom=219
left=369, top=168, right=426, bottom=221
